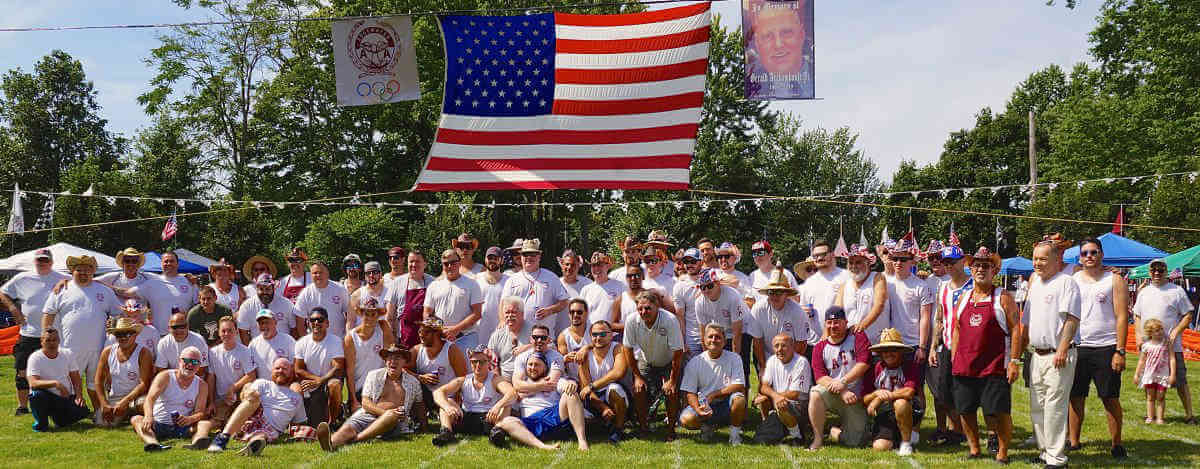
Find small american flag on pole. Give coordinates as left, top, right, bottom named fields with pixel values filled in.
left=411, top=3, right=711, bottom=191
left=161, top=210, right=178, bottom=241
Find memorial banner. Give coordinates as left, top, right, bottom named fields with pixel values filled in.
left=743, top=0, right=814, bottom=100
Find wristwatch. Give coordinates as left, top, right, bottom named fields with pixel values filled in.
left=1115, top=349, right=1126, bottom=357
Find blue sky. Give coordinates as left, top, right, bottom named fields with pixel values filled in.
left=0, top=1, right=1102, bottom=181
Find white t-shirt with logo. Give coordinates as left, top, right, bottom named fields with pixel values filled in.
left=886, top=275, right=934, bottom=346
left=692, top=286, right=748, bottom=340
left=248, top=333, right=295, bottom=380
left=761, top=353, right=812, bottom=400
left=1, top=270, right=69, bottom=338
left=99, top=272, right=172, bottom=334
left=44, top=281, right=122, bottom=354
left=294, top=333, right=345, bottom=377
left=294, top=282, right=351, bottom=337
left=474, top=273, right=510, bottom=344
left=748, top=299, right=811, bottom=344
left=501, top=268, right=570, bottom=333
left=423, top=275, right=484, bottom=334
left=208, top=342, right=256, bottom=399
left=749, top=267, right=798, bottom=301
left=672, top=275, right=702, bottom=349
left=1133, top=282, right=1193, bottom=353
left=248, top=378, right=307, bottom=432
left=580, top=279, right=626, bottom=326
left=1022, top=272, right=1082, bottom=350
left=27, top=348, right=77, bottom=396
left=158, top=274, right=198, bottom=318
left=155, top=331, right=210, bottom=369
left=681, top=350, right=745, bottom=399
left=236, top=295, right=298, bottom=338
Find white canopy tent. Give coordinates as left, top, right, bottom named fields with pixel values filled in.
left=173, top=248, right=217, bottom=269
left=0, top=242, right=121, bottom=275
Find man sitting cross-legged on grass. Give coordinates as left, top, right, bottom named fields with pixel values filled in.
left=318, top=344, right=422, bottom=452
left=132, top=346, right=213, bottom=452
left=680, top=323, right=748, bottom=445
left=207, top=357, right=312, bottom=456
left=863, top=328, right=924, bottom=456
left=430, top=345, right=518, bottom=447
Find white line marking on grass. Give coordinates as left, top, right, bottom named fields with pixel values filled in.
left=671, top=440, right=682, bottom=469
left=1125, top=417, right=1200, bottom=445
left=547, top=447, right=567, bottom=468
left=781, top=445, right=799, bottom=468
left=296, top=443, right=356, bottom=469
left=418, top=440, right=465, bottom=469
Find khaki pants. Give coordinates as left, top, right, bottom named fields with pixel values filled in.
left=1029, top=348, right=1077, bottom=467
left=812, top=384, right=868, bottom=447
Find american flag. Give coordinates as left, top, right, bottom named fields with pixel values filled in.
left=411, top=3, right=711, bottom=191
left=948, top=221, right=960, bottom=246
left=161, top=210, right=178, bottom=241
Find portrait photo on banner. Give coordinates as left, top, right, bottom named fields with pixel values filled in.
left=742, top=0, right=815, bottom=100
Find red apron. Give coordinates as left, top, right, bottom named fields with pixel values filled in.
left=397, top=276, right=427, bottom=348
left=952, top=288, right=1008, bottom=377
left=282, top=273, right=307, bottom=303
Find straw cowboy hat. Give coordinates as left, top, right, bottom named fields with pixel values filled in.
left=66, top=255, right=98, bottom=271
left=618, top=235, right=643, bottom=251
left=968, top=246, right=1002, bottom=268
left=869, top=328, right=914, bottom=353
left=452, top=232, right=479, bottom=251
left=242, top=255, right=278, bottom=282
left=519, top=238, right=542, bottom=255
left=106, top=317, right=143, bottom=335
left=756, top=266, right=798, bottom=296
left=793, top=256, right=817, bottom=281
left=208, top=257, right=235, bottom=275
left=115, top=247, right=146, bottom=269
left=645, top=230, right=672, bottom=248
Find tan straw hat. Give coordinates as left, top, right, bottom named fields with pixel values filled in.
left=869, top=328, right=913, bottom=353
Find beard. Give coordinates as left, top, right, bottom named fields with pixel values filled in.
left=258, top=293, right=274, bottom=304
left=486, top=262, right=501, bottom=272
left=853, top=270, right=869, bottom=282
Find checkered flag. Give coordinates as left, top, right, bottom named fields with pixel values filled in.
left=32, top=195, right=55, bottom=231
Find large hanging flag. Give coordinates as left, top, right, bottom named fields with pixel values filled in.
left=332, top=16, right=420, bottom=106
left=411, top=3, right=712, bottom=191
left=1111, top=206, right=1125, bottom=235
left=161, top=210, right=178, bottom=241
left=6, top=183, right=24, bottom=234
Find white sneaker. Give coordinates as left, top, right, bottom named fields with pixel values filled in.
left=910, top=430, right=920, bottom=445
left=897, top=442, right=914, bottom=456
left=729, top=431, right=742, bottom=446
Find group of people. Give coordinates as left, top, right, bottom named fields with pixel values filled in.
left=0, top=231, right=1193, bottom=467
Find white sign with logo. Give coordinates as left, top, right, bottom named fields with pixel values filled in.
left=332, top=16, right=420, bottom=106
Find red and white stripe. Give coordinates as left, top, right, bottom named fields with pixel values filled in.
left=413, top=3, right=711, bottom=191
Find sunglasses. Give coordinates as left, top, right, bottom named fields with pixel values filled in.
left=805, top=267, right=817, bottom=273
left=681, top=258, right=699, bottom=265
left=569, top=309, right=586, bottom=315
left=643, top=257, right=661, bottom=264
left=591, top=331, right=609, bottom=338
left=699, top=283, right=716, bottom=291
left=892, top=257, right=913, bottom=263
left=751, top=250, right=768, bottom=257
left=35, top=258, right=52, bottom=263
left=531, top=335, right=550, bottom=342
left=114, top=332, right=135, bottom=338
left=1079, top=250, right=1101, bottom=257
left=469, top=358, right=489, bottom=364
left=1150, top=267, right=1167, bottom=272
left=716, top=254, right=734, bottom=260
left=180, top=357, right=202, bottom=366
left=309, top=317, right=326, bottom=323
left=626, top=273, right=643, bottom=279
left=389, top=255, right=405, bottom=260
left=169, top=324, right=187, bottom=330
left=286, top=257, right=303, bottom=263
left=344, top=264, right=362, bottom=270
left=442, top=259, right=461, bottom=266
left=974, top=263, right=994, bottom=270
left=456, top=242, right=475, bottom=250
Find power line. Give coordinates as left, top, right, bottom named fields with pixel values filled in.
left=0, top=0, right=725, bottom=33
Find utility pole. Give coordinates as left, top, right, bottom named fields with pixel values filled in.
left=1028, top=110, right=1038, bottom=201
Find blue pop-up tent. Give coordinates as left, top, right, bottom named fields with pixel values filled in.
left=141, top=251, right=209, bottom=274
left=1062, top=232, right=1168, bottom=267
left=1000, top=256, right=1034, bottom=276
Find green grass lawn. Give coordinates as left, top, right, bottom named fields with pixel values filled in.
left=1, top=354, right=1197, bottom=468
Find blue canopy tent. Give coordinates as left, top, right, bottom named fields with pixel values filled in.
left=1062, top=232, right=1168, bottom=267
left=141, top=251, right=209, bottom=274
left=1000, top=256, right=1034, bottom=276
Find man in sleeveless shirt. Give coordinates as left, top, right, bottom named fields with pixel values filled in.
left=132, top=346, right=213, bottom=452
left=578, top=319, right=631, bottom=444
left=95, top=318, right=154, bottom=427
left=951, top=247, right=1020, bottom=464
left=1067, top=238, right=1129, bottom=458
left=430, top=345, right=516, bottom=447
left=927, top=245, right=971, bottom=446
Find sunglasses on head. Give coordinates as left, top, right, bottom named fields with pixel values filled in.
left=169, top=324, right=187, bottom=330
left=180, top=357, right=201, bottom=366
left=531, top=335, right=550, bottom=341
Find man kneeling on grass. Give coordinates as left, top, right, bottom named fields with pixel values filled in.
left=863, top=328, right=923, bottom=456
left=132, top=346, right=213, bottom=452
left=318, top=344, right=422, bottom=451
left=679, top=323, right=748, bottom=445
left=430, top=345, right=518, bottom=447
left=207, top=357, right=312, bottom=455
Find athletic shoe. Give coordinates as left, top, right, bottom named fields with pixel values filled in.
left=897, top=442, right=914, bottom=456
left=184, top=437, right=210, bottom=450
left=432, top=429, right=457, bottom=447
left=14, top=407, right=29, bottom=416
left=245, top=439, right=265, bottom=456
left=488, top=427, right=507, bottom=447
left=729, top=431, right=742, bottom=446
left=207, top=432, right=230, bottom=452
left=317, top=422, right=333, bottom=452
left=144, top=443, right=170, bottom=452
left=928, top=430, right=948, bottom=446
left=609, top=430, right=623, bottom=444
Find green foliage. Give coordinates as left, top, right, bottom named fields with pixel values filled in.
left=301, top=206, right=408, bottom=268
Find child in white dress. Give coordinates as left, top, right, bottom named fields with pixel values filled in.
left=1134, top=319, right=1176, bottom=424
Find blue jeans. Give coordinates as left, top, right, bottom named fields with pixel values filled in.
left=30, top=390, right=90, bottom=431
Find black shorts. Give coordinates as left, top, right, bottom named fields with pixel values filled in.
left=14, top=335, right=41, bottom=372
left=1071, top=345, right=1121, bottom=399
left=926, top=347, right=954, bottom=405
left=457, top=411, right=494, bottom=435
left=952, top=375, right=1011, bottom=416
left=872, top=399, right=925, bottom=443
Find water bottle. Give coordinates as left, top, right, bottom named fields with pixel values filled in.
left=171, top=411, right=181, bottom=425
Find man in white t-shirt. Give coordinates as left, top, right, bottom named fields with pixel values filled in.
left=236, top=273, right=299, bottom=343
left=294, top=262, right=351, bottom=338
left=885, top=248, right=934, bottom=363
left=692, top=269, right=748, bottom=377
left=155, top=312, right=210, bottom=374
left=475, top=247, right=511, bottom=346
left=579, top=252, right=626, bottom=327
left=156, top=251, right=199, bottom=320
left=452, top=232, right=485, bottom=279
left=748, top=240, right=798, bottom=303
left=42, top=254, right=123, bottom=413
left=294, top=306, right=347, bottom=426
left=610, top=236, right=644, bottom=287
left=799, top=241, right=848, bottom=344
left=209, top=316, right=257, bottom=426
left=680, top=324, right=747, bottom=445
left=97, top=248, right=173, bottom=334
left=754, top=333, right=812, bottom=445
left=424, top=249, right=484, bottom=351
left=501, top=239, right=569, bottom=336
left=1020, top=234, right=1081, bottom=469
left=0, top=247, right=68, bottom=415
left=207, top=357, right=310, bottom=455
left=623, top=290, right=685, bottom=440
left=1132, top=258, right=1195, bottom=424
left=27, top=328, right=91, bottom=431
left=749, top=268, right=809, bottom=377
left=671, top=248, right=705, bottom=357
left=247, top=309, right=296, bottom=382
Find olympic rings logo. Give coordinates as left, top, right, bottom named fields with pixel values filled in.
left=357, top=80, right=404, bottom=101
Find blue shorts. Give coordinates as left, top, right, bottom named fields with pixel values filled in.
left=682, top=395, right=736, bottom=425
left=520, top=406, right=571, bottom=439
left=154, top=422, right=191, bottom=440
